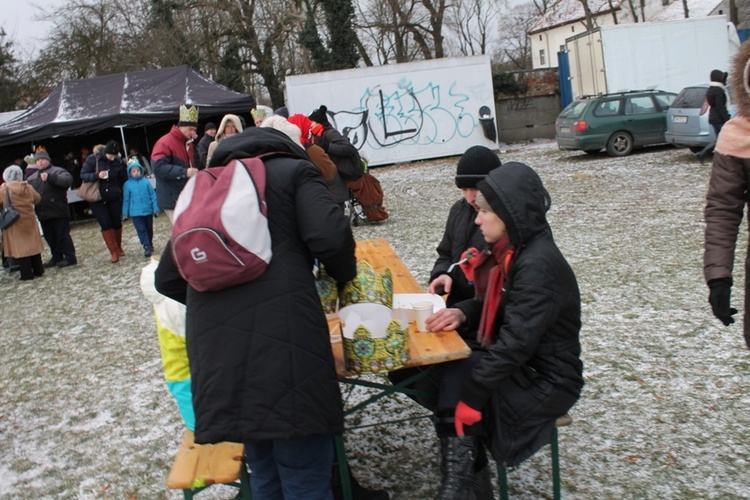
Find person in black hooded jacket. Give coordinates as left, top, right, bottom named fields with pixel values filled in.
left=696, top=69, right=731, bottom=163
left=426, top=162, right=584, bottom=497
left=154, top=127, right=357, bottom=499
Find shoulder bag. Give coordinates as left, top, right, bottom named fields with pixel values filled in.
left=0, top=187, right=21, bottom=230
left=78, top=156, right=102, bottom=202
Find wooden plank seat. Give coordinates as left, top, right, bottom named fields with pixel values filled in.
left=498, top=413, right=573, bottom=500
left=167, top=430, right=251, bottom=499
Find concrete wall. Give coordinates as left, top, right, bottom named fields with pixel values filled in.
left=496, top=94, right=561, bottom=142
left=494, top=68, right=561, bottom=143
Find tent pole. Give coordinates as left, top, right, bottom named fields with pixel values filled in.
left=117, top=126, right=127, bottom=158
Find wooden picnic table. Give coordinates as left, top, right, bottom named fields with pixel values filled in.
left=330, top=237, right=471, bottom=376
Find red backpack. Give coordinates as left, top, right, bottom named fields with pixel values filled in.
left=170, top=157, right=272, bottom=292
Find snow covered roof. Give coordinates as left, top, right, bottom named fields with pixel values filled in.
left=649, top=0, right=723, bottom=22
left=529, top=0, right=724, bottom=34
left=0, top=65, right=255, bottom=147
left=529, top=0, right=625, bottom=34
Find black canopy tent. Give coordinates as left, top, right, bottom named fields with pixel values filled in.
left=0, top=65, right=255, bottom=157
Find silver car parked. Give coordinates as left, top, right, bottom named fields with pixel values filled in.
left=665, top=84, right=715, bottom=153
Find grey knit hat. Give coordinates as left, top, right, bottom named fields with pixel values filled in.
left=34, top=151, right=51, bottom=162
left=3, top=165, right=23, bottom=182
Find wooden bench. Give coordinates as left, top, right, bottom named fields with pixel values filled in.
left=497, top=413, right=573, bottom=500
left=167, top=430, right=251, bottom=499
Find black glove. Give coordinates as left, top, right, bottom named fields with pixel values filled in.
left=708, top=277, right=738, bottom=326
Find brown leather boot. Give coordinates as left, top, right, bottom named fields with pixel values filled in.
left=113, top=227, right=125, bottom=256
left=101, top=229, right=119, bottom=263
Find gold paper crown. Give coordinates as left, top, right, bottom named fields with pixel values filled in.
left=340, top=261, right=393, bottom=309
left=178, top=104, right=199, bottom=125
left=344, top=321, right=409, bottom=374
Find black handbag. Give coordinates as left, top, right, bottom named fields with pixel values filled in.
left=0, top=186, right=20, bottom=230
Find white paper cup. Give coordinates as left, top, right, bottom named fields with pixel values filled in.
left=412, top=300, right=434, bottom=332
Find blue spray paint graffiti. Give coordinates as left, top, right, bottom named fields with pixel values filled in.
left=327, top=79, right=478, bottom=151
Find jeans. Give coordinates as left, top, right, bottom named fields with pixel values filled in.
left=131, top=215, right=153, bottom=247
left=245, top=434, right=335, bottom=500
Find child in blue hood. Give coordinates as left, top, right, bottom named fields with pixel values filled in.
left=122, top=159, right=159, bottom=256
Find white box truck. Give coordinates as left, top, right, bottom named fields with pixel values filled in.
left=284, top=55, right=497, bottom=166
left=565, top=16, right=740, bottom=98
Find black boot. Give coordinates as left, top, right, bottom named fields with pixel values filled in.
left=436, top=436, right=476, bottom=500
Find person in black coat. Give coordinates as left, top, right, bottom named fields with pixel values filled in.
left=26, top=151, right=77, bottom=268
left=80, top=140, right=128, bottom=262
left=388, top=146, right=502, bottom=498
left=426, top=162, right=584, bottom=498
left=308, top=105, right=363, bottom=182
left=696, top=69, right=731, bottom=163
left=154, top=127, right=357, bottom=499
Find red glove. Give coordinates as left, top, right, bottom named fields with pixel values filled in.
left=457, top=248, right=481, bottom=282
left=454, top=401, right=482, bottom=437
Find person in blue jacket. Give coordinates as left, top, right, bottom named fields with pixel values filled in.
left=122, top=159, right=159, bottom=257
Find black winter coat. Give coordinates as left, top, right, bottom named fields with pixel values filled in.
left=465, top=162, right=584, bottom=467
left=155, top=128, right=357, bottom=444
left=315, top=126, right=362, bottom=181
left=26, top=165, right=73, bottom=220
left=80, top=152, right=128, bottom=203
left=430, top=198, right=487, bottom=346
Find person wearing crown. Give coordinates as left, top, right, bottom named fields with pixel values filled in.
left=151, top=104, right=199, bottom=222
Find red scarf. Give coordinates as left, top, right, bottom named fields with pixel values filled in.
left=460, top=237, right=513, bottom=348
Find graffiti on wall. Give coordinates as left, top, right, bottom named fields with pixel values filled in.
left=326, top=78, right=482, bottom=151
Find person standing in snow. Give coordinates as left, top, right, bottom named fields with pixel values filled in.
left=122, top=159, right=159, bottom=258
left=154, top=127, right=357, bottom=499
left=704, top=40, right=750, bottom=350
left=151, top=105, right=199, bottom=222
left=695, top=69, right=731, bottom=163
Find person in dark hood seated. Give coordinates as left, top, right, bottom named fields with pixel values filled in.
left=418, top=162, right=584, bottom=498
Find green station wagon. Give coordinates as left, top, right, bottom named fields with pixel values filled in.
left=555, top=89, right=677, bottom=157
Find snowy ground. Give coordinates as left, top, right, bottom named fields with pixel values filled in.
left=1, top=140, right=748, bottom=499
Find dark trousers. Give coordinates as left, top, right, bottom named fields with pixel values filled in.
left=89, top=199, right=122, bottom=231
left=40, top=218, right=76, bottom=264
left=17, top=254, right=44, bottom=280
left=131, top=215, right=154, bottom=247
left=698, top=122, right=726, bottom=157
left=388, top=350, right=485, bottom=435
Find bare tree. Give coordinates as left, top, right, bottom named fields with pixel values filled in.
left=495, top=2, right=537, bottom=70
left=446, top=0, right=500, bottom=56
left=577, top=0, right=596, bottom=30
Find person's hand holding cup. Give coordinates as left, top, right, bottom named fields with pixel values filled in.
left=412, top=301, right=434, bottom=332
left=40, top=172, right=48, bottom=181
left=99, top=170, right=109, bottom=179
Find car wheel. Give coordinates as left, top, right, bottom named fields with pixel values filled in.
left=688, top=146, right=703, bottom=154
left=606, top=131, right=634, bottom=157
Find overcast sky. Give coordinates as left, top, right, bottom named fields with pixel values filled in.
left=1, top=0, right=67, bottom=59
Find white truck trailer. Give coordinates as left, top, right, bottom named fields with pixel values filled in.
left=565, top=16, right=739, bottom=98
left=284, top=55, right=497, bottom=166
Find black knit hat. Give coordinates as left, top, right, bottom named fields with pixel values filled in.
left=308, top=105, right=330, bottom=126
left=455, top=145, right=502, bottom=188
left=204, top=122, right=217, bottom=132
left=104, top=140, right=119, bottom=155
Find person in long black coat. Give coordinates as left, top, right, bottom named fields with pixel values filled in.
left=154, top=127, right=357, bottom=499
left=427, top=162, right=584, bottom=498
